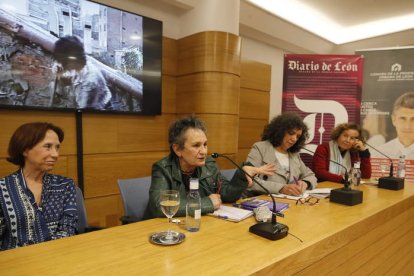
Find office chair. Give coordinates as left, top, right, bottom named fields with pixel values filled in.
left=117, top=176, right=152, bottom=224
left=220, top=169, right=237, bottom=181
left=75, top=186, right=102, bottom=234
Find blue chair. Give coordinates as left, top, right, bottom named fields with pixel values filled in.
left=75, top=186, right=102, bottom=234
left=117, top=176, right=152, bottom=224
left=220, top=169, right=237, bottom=181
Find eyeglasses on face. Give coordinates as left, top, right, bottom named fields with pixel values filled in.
left=296, top=196, right=320, bottom=206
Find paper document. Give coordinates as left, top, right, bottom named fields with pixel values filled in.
left=209, top=205, right=253, bottom=222
left=308, top=188, right=332, bottom=198
left=272, top=193, right=310, bottom=201
left=272, top=188, right=333, bottom=200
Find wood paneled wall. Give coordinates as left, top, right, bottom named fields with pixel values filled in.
left=0, top=33, right=271, bottom=227
left=238, top=61, right=272, bottom=163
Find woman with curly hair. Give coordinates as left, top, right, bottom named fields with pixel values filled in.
left=244, top=112, right=317, bottom=196
left=313, top=123, right=371, bottom=183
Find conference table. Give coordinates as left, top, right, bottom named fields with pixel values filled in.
left=1, top=181, right=414, bottom=275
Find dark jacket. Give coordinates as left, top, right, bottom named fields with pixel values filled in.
left=313, top=143, right=371, bottom=183
left=144, top=154, right=248, bottom=219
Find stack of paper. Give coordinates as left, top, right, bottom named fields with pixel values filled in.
left=307, top=188, right=332, bottom=198
left=272, top=188, right=333, bottom=200
left=209, top=205, right=253, bottom=222
left=240, top=198, right=289, bottom=212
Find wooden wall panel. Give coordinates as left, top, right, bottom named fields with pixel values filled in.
left=162, top=75, right=176, bottom=114
left=81, top=114, right=175, bottom=154
left=176, top=72, right=240, bottom=114
left=240, top=88, right=270, bottom=119
left=83, top=151, right=167, bottom=198
left=0, top=109, right=77, bottom=157
left=0, top=160, right=18, bottom=178
left=241, top=60, right=271, bottom=91
left=162, top=37, right=177, bottom=115
left=236, top=148, right=251, bottom=164
left=162, top=37, right=178, bottom=76
left=238, top=118, right=267, bottom=148
left=214, top=154, right=237, bottom=170
left=84, top=194, right=123, bottom=227
left=238, top=60, right=271, bottom=164
left=197, top=114, right=239, bottom=155
left=178, top=32, right=241, bottom=75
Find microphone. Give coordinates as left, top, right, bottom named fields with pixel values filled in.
left=364, top=142, right=404, bottom=190
left=301, top=146, right=363, bottom=206
left=211, top=152, right=288, bottom=241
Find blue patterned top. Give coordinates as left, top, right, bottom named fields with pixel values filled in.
left=0, top=169, right=78, bottom=250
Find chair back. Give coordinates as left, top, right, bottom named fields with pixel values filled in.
left=220, top=169, right=237, bottom=181
left=117, top=176, right=152, bottom=222
left=75, top=186, right=88, bottom=234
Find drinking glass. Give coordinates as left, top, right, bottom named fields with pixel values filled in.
left=159, top=190, right=180, bottom=243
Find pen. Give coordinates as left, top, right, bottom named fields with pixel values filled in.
left=217, top=215, right=228, bottom=219
left=293, top=176, right=304, bottom=197
left=293, top=176, right=300, bottom=185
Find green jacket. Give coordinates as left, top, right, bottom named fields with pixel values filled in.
left=144, top=154, right=248, bottom=219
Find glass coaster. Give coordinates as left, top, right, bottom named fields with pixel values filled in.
left=149, top=231, right=185, bottom=246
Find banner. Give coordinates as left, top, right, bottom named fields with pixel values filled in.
left=356, top=47, right=414, bottom=181
left=282, top=54, right=364, bottom=165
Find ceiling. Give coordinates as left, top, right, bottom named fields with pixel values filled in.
left=246, top=0, right=414, bottom=44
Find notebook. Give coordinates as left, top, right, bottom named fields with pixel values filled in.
left=209, top=205, right=253, bottom=222
left=240, top=198, right=289, bottom=212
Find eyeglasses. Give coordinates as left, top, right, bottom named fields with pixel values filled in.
left=296, top=196, right=320, bottom=206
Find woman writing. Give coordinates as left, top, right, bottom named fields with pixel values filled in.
left=0, top=122, right=78, bottom=250
left=245, top=112, right=317, bottom=197
left=145, top=116, right=274, bottom=218
left=313, top=123, right=371, bottom=183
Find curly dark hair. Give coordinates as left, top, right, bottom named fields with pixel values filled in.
left=261, top=112, right=309, bottom=153
left=7, top=122, right=64, bottom=167
left=168, top=115, right=207, bottom=155
left=330, top=123, right=364, bottom=141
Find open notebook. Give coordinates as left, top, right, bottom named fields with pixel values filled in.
left=208, top=205, right=253, bottom=222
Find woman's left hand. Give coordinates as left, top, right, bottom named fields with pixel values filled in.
left=353, top=139, right=366, bottom=151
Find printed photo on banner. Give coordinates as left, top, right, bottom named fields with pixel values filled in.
left=356, top=47, right=414, bottom=181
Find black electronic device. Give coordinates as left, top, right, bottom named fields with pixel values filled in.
left=301, top=147, right=363, bottom=206
left=211, top=153, right=288, bottom=241
left=365, top=142, right=404, bottom=190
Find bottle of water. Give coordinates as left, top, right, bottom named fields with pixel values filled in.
left=397, top=155, right=406, bottom=178
left=350, top=161, right=361, bottom=189
left=186, top=178, right=201, bottom=232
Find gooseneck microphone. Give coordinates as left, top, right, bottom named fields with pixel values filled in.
left=211, top=153, right=288, bottom=241
left=364, top=142, right=404, bottom=190
left=301, top=146, right=363, bottom=206
left=301, top=147, right=351, bottom=188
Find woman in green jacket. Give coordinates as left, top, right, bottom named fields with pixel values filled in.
left=145, top=116, right=274, bottom=218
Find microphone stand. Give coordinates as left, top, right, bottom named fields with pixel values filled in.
left=365, top=142, right=404, bottom=190
left=211, top=153, right=288, bottom=241
left=301, top=146, right=363, bottom=206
